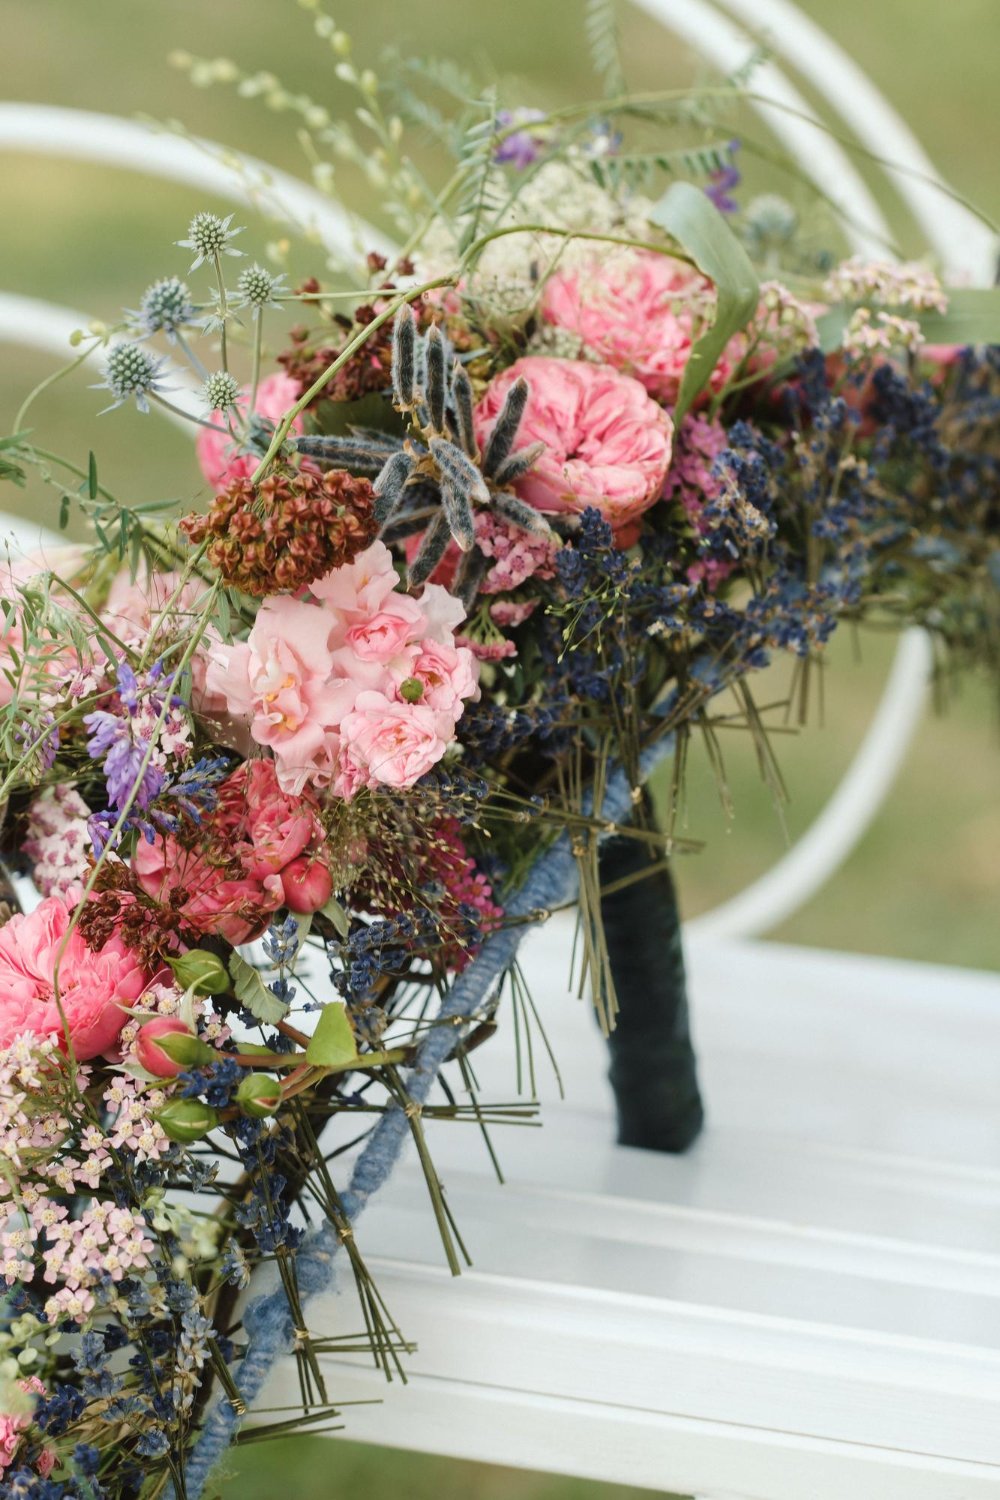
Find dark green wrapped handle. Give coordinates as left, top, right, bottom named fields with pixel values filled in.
left=598, top=824, right=704, bottom=1153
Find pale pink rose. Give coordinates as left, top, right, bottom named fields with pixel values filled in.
left=195, top=371, right=304, bottom=491
left=308, top=538, right=400, bottom=626
left=0, top=1376, right=46, bottom=1474
left=541, top=250, right=738, bottom=406
left=132, top=761, right=328, bottom=941
left=416, top=582, right=469, bottom=645
left=338, top=692, right=451, bottom=791
left=400, top=638, right=480, bottom=719
left=0, top=897, right=149, bottom=1060
left=345, top=594, right=425, bottom=661
left=206, top=594, right=357, bottom=793
left=475, top=357, right=673, bottom=534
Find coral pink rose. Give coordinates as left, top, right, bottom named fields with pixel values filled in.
left=337, top=692, right=451, bottom=794
left=475, top=357, right=673, bottom=534
left=195, top=372, right=304, bottom=491
left=135, top=1016, right=196, bottom=1079
left=541, top=250, right=740, bottom=406
left=0, top=897, right=149, bottom=1060
left=133, top=761, right=329, bottom=941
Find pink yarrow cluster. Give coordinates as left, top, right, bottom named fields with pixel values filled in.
left=207, top=541, right=479, bottom=798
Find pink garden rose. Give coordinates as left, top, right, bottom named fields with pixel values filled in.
left=207, top=543, right=479, bottom=796
left=475, top=357, right=673, bottom=535
left=0, top=897, right=149, bottom=1060
left=132, top=760, right=329, bottom=944
left=0, top=1376, right=46, bottom=1474
left=195, top=371, right=304, bottom=491
left=540, top=250, right=737, bottom=407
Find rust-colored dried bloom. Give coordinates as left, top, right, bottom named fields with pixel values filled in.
left=182, top=468, right=377, bottom=595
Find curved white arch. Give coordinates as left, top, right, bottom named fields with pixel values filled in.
left=0, top=292, right=200, bottom=428
left=0, top=104, right=391, bottom=263
left=629, top=0, right=893, bottom=257
left=711, top=0, right=997, bottom=282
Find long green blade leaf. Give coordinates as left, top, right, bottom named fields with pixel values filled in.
left=649, top=181, right=760, bottom=422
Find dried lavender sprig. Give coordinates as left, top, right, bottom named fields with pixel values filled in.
left=482, top=377, right=529, bottom=478
left=450, top=361, right=477, bottom=457
left=391, top=302, right=416, bottom=407
left=493, top=440, right=545, bottom=487
left=372, top=450, right=415, bottom=526
left=439, top=476, right=477, bottom=552
left=428, top=437, right=490, bottom=505
left=425, top=325, right=447, bottom=433
left=407, top=511, right=452, bottom=586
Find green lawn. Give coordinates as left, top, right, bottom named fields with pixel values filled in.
left=1, top=2, right=998, bottom=1495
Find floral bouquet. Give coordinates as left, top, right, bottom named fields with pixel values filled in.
left=2, top=7, right=999, bottom=1495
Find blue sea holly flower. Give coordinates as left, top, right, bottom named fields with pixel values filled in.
left=178, top=210, right=245, bottom=270
left=128, top=275, right=197, bottom=340
left=93, top=342, right=168, bottom=414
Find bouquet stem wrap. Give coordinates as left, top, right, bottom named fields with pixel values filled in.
left=600, top=814, right=703, bottom=1152
left=180, top=742, right=674, bottom=1498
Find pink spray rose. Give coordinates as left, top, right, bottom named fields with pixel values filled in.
left=475, top=357, right=673, bottom=535
left=132, top=760, right=330, bottom=943
left=336, top=693, right=451, bottom=798
left=195, top=371, right=304, bottom=490
left=0, top=897, right=149, bottom=1060
left=207, top=543, right=479, bottom=796
left=540, top=249, right=740, bottom=407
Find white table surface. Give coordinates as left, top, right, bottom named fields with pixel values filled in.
left=260, top=923, right=1000, bottom=1499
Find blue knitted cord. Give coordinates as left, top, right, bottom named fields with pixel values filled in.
left=181, top=744, right=670, bottom=1497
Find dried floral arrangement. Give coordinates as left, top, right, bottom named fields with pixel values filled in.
left=2, top=3, right=999, bottom=1495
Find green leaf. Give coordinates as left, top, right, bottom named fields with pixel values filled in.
left=87, top=450, right=98, bottom=500
left=648, top=181, right=760, bottom=423
left=229, top=952, right=288, bottom=1026
left=917, top=288, right=1000, bottom=346
left=305, top=1002, right=358, bottom=1068
left=319, top=895, right=350, bottom=938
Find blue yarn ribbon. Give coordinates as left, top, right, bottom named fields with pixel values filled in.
left=180, top=741, right=671, bottom=1497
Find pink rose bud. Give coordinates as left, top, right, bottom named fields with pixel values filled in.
left=280, top=857, right=333, bottom=914
left=136, top=1017, right=208, bottom=1079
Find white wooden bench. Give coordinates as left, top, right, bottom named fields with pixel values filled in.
left=2, top=5, right=998, bottom=1494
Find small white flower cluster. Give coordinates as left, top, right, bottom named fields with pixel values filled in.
left=757, top=280, right=820, bottom=356
left=842, top=307, right=925, bottom=360
left=419, top=160, right=654, bottom=329
left=824, top=256, right=948, bottom=314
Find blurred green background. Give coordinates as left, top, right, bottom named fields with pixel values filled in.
left=1, top=2, right=998, bottom=1495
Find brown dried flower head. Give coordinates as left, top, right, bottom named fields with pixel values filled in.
left=182, top=468, right=378, bottom=595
